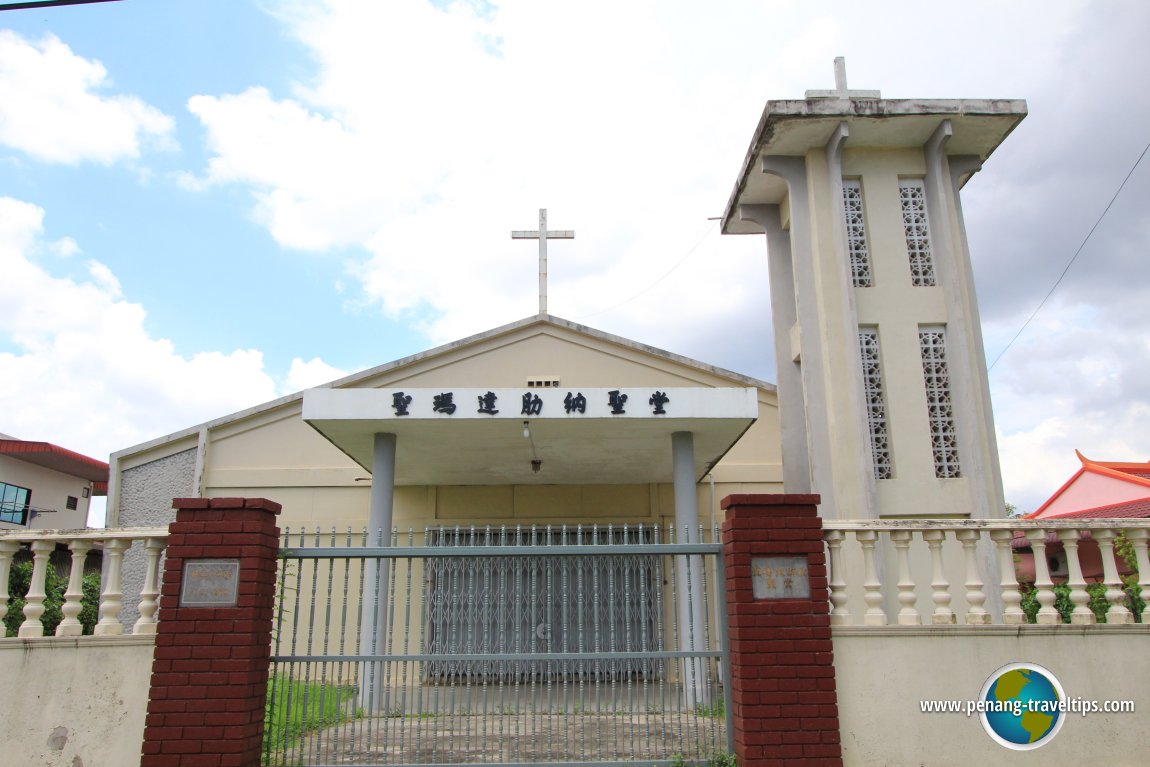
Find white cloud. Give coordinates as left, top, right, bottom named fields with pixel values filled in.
left=286, top=356, right=349, bottom=392
left=49, top=236, right=79, bottom=257
left=0, top=30, right=174, bottom=164
left=0, top=197, right=285, bottom=460
left=172, top=0, right=1150, bottom=513
left=989, top=303, right=1150, bottom=512
left=85, top=259, right=122, bottom=298
left=184, top=1, right=789, bottom=350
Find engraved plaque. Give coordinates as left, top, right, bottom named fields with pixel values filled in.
left=181, top=559, right=241, bottom=607
left=751, top=556, right=810, bottom=600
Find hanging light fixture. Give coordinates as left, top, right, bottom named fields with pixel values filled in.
left=523, top=421, right=542, bottom=472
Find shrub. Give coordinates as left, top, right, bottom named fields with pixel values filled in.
left=1020, top=580, right=1136, bottom=624
left=5, top=561, right=101, bottom=636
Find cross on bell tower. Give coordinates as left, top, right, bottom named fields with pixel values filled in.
left=511, top=208, right=575, bottom=315
left=804, top=56, right=881, bottom=100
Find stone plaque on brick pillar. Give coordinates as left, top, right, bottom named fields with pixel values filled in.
left=140, top=497, right=281, bottom=767
left=721, top=493, right=843, bottom=767
left=752, top=556, right=811, bottom=600
left=181, top=559, right=241, bottom=606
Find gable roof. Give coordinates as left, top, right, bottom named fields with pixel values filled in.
left=113, top=313, right=776, bottom=460
left=1026, top=450, right=1150, bottom=519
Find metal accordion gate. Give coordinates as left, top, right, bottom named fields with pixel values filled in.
left=264, top=524, right=732, bottom=767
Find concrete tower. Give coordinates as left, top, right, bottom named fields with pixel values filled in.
left=721, top=59, right=1025, bottom=521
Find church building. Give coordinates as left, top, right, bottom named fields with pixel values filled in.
left=107, top=59, right=1022, bottom=651
left=108, top=314, right=782, bottom=535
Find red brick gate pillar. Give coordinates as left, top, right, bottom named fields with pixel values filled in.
left=721, top=494, right=842, bottom=767
left=140, top=497, right=281, bottom=767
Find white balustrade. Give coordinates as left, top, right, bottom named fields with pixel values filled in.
left=19, top=540, right=54, bottom=637
left=824, top=529, right=849, bottom=625
left=56, top=538, right=92, bottom=636
left=955, top=529, right=990, bottom=625
left=1057, top=529, right=1095, bottom=625
left=1094, top=529, right=1133, bottom=625
left=922, top=529, right=955, bottom=625
left=0, top=527, right=168, bottom=640
left=0, top=540, right=20, bottom=626
left=989, top=529, right=1025, bottom=625
left=822, top=520, right=1150, bottom=628
left=890, top=530, right=920, bottom=626
left=1025, top=529, right=1060, bottom=625
left=856, top=530, right=888, bottom=626
left=133, top=537, right=166, bottom=635
left=1129, top=529, right=1150, bottom=623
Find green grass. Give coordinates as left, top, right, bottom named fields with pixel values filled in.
left=263, top=674, right=358, bottom=761
left=695, top=698, right=725, bottom=719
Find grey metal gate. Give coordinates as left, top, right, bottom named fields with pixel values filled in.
left=264, top=524, right=732, bottom=767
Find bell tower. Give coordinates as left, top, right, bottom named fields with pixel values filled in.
left=721, top=58, right=1025, bottom=520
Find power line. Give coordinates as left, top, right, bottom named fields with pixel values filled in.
left=574, top=220, right=719, bottom=320
left=0, top=0, right=122, bottom=11
left=988, top=138, right=1150, bottom=371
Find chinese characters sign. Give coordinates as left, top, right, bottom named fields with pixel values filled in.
left=181, top=559, right=241, bottom=607
left=303, top=386, right=757, bottom=425
left=751, top=556, right=810, bottom=600
left=373, top=388, right=680, bottom=418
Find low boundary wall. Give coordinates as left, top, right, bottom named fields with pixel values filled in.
left=0, top=635, right=154, bottom=766
left=835, top=625, right=1149, bottom=765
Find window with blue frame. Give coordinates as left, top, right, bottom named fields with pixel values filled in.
left=0, top=482, right=31, bottom=525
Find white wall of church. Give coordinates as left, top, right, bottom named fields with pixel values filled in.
left=181, top=323, right=784, bottom=535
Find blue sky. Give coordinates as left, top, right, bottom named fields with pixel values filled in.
left=1, top=0, right=1149, bottom=522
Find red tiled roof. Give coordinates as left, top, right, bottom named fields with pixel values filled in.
left=1026, top=451, right=1150, bottom=518
left=1040, top=498, right=1150, bottom=520
left=0, top=439, right=109, bottom=484
left=1011, top=498, right=1150, bottom=550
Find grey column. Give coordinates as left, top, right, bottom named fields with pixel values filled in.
left=360, top=432, right=396, bottom=712
left=740, top=203, right=811, bottom=493
left=673, top=431, right=708, bottom=705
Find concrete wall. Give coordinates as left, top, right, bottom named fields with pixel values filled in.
left=116, top=448, right=196, bottom=626
left=834, top=626, right=1149, bottom=765
left=0, top=636, right=153, bottom=766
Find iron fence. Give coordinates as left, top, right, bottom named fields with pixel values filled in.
left=265, top=524, right=731, bottom=767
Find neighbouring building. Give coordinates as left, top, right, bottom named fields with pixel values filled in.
left=1026, top=450, right=1150, bottom=520
left=1013, top=451, right=1150, bottom=583
left=0, top=433, right=107, bottom=530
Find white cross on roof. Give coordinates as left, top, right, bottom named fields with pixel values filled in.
left=511, top=208, right=574, bottom=315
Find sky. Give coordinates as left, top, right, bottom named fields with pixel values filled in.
left=1, top=0, right=1148, bottom=525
